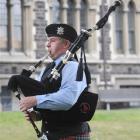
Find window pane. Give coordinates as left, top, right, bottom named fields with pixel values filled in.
left=12, top=0, right=22, bottom=52
left=128, top=2, right=135, bottom=54
left=115, top=6, right=124, bottom=54
left=116, top=31, right=124, bottom=54
left=1, top=86, right=12, bottom=111
left=128, top=10, right=134, bottom=30
left=115, top=7, right=123, bottom=30
left=80, top=0, right=88, bottom=52
left=51, top=0, right=61, bottom=23
left=0, top=0, right=7, bottom=51
left=67, top=0, right=75, bottom=26
left=129, top=31, right=135, bottom=54
left=80, top=0, right=87, bottom=29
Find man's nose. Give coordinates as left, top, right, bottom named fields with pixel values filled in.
left=46, top=41, right=51, bottom=48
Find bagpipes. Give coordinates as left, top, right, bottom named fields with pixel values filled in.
left=9, top=55, right=49, bottom=140
left=8, top=0, right=122, bottom=139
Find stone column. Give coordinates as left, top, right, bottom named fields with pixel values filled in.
left=99, top=0, right=111, bottom=89
left=22, top=0, right=33, bottom=56
left=7, top=0, right=13, bottom=54
left=60, top=0, right=68, bottom=23
left=74, top=0, right=81, bottom=34
left=34, top=0, right=47, bottom=58
left=48, top=0, right=54, bottom=23
left=87, top=3, right=97, bottom=54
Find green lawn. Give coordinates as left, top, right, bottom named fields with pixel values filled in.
left=0, top=109, right=140, bottom=140
left=90, top=109, right=140, bottom=140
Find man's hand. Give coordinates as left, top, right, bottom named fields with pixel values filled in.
left=19, top=96, right=37, bottom=112
left=24, top=110, right=42, bottom=122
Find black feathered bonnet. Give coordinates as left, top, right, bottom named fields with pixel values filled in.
left=45, top=24, right=77, bottom=43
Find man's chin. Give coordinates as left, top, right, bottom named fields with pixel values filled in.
left=48, top=52, right=52, bottom=58
left=49, top=54, right=55, bottom=60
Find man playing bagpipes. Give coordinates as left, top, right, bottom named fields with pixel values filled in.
left=8, top=24, right=98, bottom=140
left=7, top=0, right=124, bottom=138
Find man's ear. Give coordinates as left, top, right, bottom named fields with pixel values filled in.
left=63, top=40, right=71, bottom=49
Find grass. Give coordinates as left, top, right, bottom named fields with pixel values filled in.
left=0, top=109, right=140, bottom=140
left=90, top=108, right=140, bottom=140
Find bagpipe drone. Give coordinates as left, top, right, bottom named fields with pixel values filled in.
left=8, top=1, right=122, bottom=140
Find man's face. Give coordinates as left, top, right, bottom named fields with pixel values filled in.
left=46, top=37, right=69, bottom=60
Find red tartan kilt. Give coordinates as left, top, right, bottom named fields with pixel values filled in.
left=59, top=132, right=90, bottom=140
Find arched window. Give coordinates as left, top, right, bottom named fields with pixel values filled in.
left=80, top=0, right=88, bottom=29
left=12, top=0, right=22, bottom=52
left=0, top=0, right=8, bottom=51
left=67, top=0, right=75, bottom=26
left=0, top=0, right=23, bottom=53
left=115, top=5, right=124, bottom=54
left=128, top=1, right=136, bottom=54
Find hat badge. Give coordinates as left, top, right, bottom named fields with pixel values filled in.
left=57, top=26, right=64, bottom=35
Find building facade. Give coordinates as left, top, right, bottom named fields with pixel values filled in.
left=0, top=0, right=140, bottom=111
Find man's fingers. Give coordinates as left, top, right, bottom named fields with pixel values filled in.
left=19, top=100, right=28, bottom=111
left=19, top=96, right=37, bottom=110
left=23, top=111, right=31, bottom=121
left=24, top=112, right=29, bottom=117
left=19, top=105, right=27, bottom=112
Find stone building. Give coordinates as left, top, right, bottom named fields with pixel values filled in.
left=0, top=0, right=140, bottom=111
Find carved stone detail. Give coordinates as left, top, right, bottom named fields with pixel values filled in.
left=34, top=1, right=47, bottom=58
